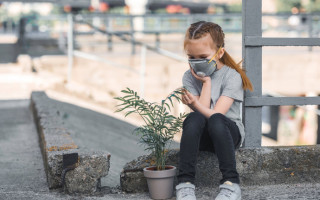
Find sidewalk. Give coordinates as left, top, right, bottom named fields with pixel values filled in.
left=0, top=99, right=49, bottom=199
left=1, top=99, right=320, bottom=200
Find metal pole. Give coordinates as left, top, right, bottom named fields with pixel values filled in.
left=140, top=45, right=146, bottom=98
left=308, top=14, right=313, bottom=52
left=155, top=32, right=160, bottom=49
left=317, top=94, right=320, bottom=144
left=130, top=16, right=136, bottom=55
left=106, top=17, right=113, bottom=52
left=67, top=13, right=74, bottom=83
left=242, top=0, right=262, bottom=147
left=58, top=16, right=64, bottom=52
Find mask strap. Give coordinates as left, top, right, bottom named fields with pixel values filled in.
left=208, top=46, right=222, bottom=63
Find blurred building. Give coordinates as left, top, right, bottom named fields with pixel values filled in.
left=146, top=0, right=228, bottom=14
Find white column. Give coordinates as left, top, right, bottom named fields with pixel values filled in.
left=67, top=14, right=74, bottom=83
left=125, top=0, right=148, bottom=38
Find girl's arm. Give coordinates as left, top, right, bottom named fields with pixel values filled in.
left=183, top=90, right=234, bottom=118
left=186, top=80, right=210, bottom=111
left=198, top=80, right=211, bottom=108
left=190, top=68, right=211, bottom=109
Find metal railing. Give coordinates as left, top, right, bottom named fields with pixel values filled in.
left=76, top=13, right=242, bottom=54
left=19, top=13, right=320, bottom=54
left=242, top=0, right=320, bottom=147
left=66, top=14, right=188, bottom=99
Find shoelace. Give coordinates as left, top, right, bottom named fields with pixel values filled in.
left=219, top=187, right=234, bottom=198
left=179, top=187, right=195, bottom=198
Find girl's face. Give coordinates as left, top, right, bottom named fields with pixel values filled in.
left=185, top=33, right=217, bottom=60
left=185, top=33, right=225, bottom=70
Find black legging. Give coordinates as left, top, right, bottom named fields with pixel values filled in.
left=177, top=112, right=241, bottom=185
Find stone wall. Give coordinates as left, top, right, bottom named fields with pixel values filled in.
left=30, top=91, right=111, bottom=194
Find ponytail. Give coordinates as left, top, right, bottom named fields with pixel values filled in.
left=220, top=51, right=253, bottom=91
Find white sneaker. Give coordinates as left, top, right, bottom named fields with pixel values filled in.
left=176, top=182, right=196, bottom=200
left=215, top=181, right=241, bottom=200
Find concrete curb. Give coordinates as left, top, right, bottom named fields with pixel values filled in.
left=121, top=146, right=320, bottom=193
left=30, top=91, right=111, bottom=194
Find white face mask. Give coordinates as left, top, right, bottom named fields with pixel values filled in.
left=188, top=47, right=221, bottom=77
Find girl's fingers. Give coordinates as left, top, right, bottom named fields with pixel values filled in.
left=183, top=95, right=189, bottom=104
left=183, top=91, right=191, bottom=102
left=190, top=68, right=194, bottom=75
left=182, top=97, right=186, bottom=104
left=190, top=68, right=200, bottom=79
left=190, top=68, right=198, bottom=78
left=182, top=93, right=194, bottom=105
left=185, top=91, right=192, bottom=99
left=183, top=89, right=189, bottom=95
left=181, top=95, right=187, bottom=104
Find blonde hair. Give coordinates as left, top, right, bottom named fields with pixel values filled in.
left=184, top=21, right=253, bottom=91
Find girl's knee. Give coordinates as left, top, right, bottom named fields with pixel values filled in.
left=208, top=113, right=225, bottom=127
left=182, top=112, right=206, bottom=139
left=183, top=112, right=206, bottom=127
left=207, top=113, right=227, bottom=138
left=209, top=113, right=224, bottom=121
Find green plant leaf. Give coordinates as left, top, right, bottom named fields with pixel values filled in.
left=121, top=89, right=130, bottom=94
left=123, top=95, right=134, bottom=99
left=168, top=96, right=174, bottom=107
left=125, top=110, right=135, bottom=117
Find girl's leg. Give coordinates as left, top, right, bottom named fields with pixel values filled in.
left=207, top=113, right=241, bottom=184
left=177, top=112, right=207, bottom=184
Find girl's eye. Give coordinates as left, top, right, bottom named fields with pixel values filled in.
left=188, top=56, right=194, bottom=59
left=200, top=57, right=207, bottom=59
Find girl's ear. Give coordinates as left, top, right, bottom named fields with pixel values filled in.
left=218, top=48, right=225, bottom=59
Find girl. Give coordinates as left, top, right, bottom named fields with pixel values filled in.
left=176, top=21, right=253, bottom=200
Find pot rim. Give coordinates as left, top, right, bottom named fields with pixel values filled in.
left=143, top=165, right=176, bottom=171
left=143, top=165, right=177, bottom=178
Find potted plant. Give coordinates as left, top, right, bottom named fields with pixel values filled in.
left=114, top=87, right=188, bottom=199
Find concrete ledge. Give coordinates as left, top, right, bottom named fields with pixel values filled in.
left=47, top=149, right=110, bottom=194
left=30, top=91, right=111, bottom=194
left=121, top=146, right=320, bottom=193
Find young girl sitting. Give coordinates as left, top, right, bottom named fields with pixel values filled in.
left=176, top=21, right=253, bottom=200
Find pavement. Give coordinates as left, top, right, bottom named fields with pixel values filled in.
left=0, top=99, right=49, bottom=199
left=1, top=99, right=320, bottom=200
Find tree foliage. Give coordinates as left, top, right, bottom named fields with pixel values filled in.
left=276, top=0, right=301, bottom=13
left=276, top=0, right=320, bottom=13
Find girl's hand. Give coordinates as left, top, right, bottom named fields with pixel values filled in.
left=181, top=89, right=197, bottom=106
left=190, top=68, right=211, bottom=84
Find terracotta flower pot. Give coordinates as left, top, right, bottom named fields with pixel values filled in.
left=143, top=165, right=177, bottom=200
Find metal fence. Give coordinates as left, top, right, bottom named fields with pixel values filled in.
left=242, top=0, right=320, bottom=147
left=66, top=14, right=187, bottom=99
left=20, top=13, right=320, bottom=54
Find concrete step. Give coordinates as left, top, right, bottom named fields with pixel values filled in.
left=121, top=147, right=320, bottom=193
